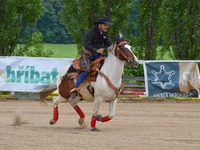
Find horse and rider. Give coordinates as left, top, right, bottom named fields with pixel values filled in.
left=48, top=16, right=138, bottom=131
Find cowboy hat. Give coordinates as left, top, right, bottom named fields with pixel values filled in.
left=94, top=16, right=113, bottom=25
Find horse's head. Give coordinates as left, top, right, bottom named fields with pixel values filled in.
left=112, top=41, right=138, bottom=67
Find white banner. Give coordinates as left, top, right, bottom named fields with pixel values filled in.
left=0, top=56, right=73, bottom=92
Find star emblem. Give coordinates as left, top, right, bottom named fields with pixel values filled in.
left=151, top=65, right=175, bottom=89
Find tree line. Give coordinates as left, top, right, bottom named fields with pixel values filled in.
left=0, top=0, right=199, bottom=61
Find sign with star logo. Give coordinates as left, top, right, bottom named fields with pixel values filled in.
left=145, top=62, right=200, bottom=97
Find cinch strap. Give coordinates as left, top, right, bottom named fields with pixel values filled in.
left=96, top=68, right=124, bottom=95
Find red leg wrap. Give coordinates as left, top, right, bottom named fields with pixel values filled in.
left=90, top=116, right=97, bottom=128
left=53, top=106, right=59, bottom=121
left=74, top=105, right=85, bottom=118
left=101, top=115, right=111, bottom=122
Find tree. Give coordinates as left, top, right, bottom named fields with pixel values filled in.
left=161, top=0, right=200, bottom=60
left=136, top=0, right=162, bottom=60
left=0, top=0, right=42, bottom=56
left=20, top=0, right=73, bottom=44
left=36, top=0, right=73, bottom=43
left=60, top=0, right=133, bottom=53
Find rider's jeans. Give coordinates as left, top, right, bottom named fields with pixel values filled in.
left=75, top=53, right=101, bottom=88
left=75, top=72, right=89, bottom=87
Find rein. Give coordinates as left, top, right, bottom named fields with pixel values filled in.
left=96, top=68, right=124, bottom=95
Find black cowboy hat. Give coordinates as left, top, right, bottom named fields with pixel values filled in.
left=94, top=16, right=113, bottom=25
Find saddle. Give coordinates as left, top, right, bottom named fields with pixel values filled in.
left=68, top=55, right=105, bottom=81
left=59, top=56, right=105, bottom=98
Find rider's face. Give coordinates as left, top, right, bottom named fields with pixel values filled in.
left=99, top=23, right=109, bottom=32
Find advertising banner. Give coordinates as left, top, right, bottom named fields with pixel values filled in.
left=144, top=62, right=200, bottom=97
left=0, top=56, right=73, bottom=92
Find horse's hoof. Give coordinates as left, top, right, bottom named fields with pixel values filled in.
left=49, top=119, right=56, bottom=125
left=78, top=118, right=88, bottom=128
left=91, top=128, right=100, bottom=131
left=78, top=118, right=84, bottom=125
left=80, top=121, right=88, bottom=129
left=97, top=114, right=102, bottom=121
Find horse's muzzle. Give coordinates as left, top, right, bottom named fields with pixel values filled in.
left=129, top=60, right=138, bottom=68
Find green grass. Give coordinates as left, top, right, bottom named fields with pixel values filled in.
left=43, top=43, right=172, bottom=59
left=156, top=46, right=172, bottom=60
left=43, top=43, right=79, bottom=58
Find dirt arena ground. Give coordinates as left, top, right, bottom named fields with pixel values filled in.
left=0, top=99, right=200, bottom=150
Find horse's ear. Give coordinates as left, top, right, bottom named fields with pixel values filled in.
left=115, top=32, right=125, bottom=44
left=119, top=31, right=123, bottom=39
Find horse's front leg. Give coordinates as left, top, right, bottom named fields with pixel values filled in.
left=97, top=99, right=117, bottom=123
left=50, top=95, right=67, bottom=125
left=90, top=97, right=103, bottom=131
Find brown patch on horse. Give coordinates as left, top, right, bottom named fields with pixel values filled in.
left=58, top=73, right=75, bottom=99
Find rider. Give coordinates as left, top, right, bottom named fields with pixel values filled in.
left=69, top=16, right=113, bottom=102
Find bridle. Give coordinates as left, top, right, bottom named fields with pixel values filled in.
left=111, top=41, right=136, bottom=63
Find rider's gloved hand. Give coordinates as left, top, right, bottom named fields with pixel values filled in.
left=97, top=48, right=104, bottom=54
left=107, top=45, right=114, bottom=52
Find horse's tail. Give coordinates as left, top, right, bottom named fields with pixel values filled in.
left=39, top=82, right=57, bottom=101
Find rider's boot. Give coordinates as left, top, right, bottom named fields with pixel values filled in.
left=68, top=71, right=88, bottom=106
left=69, top=89, right=77, bottom=99
left=68, top=89, right=81, bottom=107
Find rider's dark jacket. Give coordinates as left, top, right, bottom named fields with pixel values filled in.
left=84, top=26, right=112, bottom=55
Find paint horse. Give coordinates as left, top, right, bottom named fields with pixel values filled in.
left=49, top=40, right=138, bottom=131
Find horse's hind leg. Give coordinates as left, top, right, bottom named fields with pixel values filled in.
left=50, top=95, right=67, bottom=125
left=74, top=105, right=86, bottom=127
left=49, top=105, right=58, bottom=125
left=69, top=97, right=87, bottom=128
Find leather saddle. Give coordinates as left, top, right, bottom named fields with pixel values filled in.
left=61, top=56, right=105, bottom=97
left=67, top=55, right=105, bottom=82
